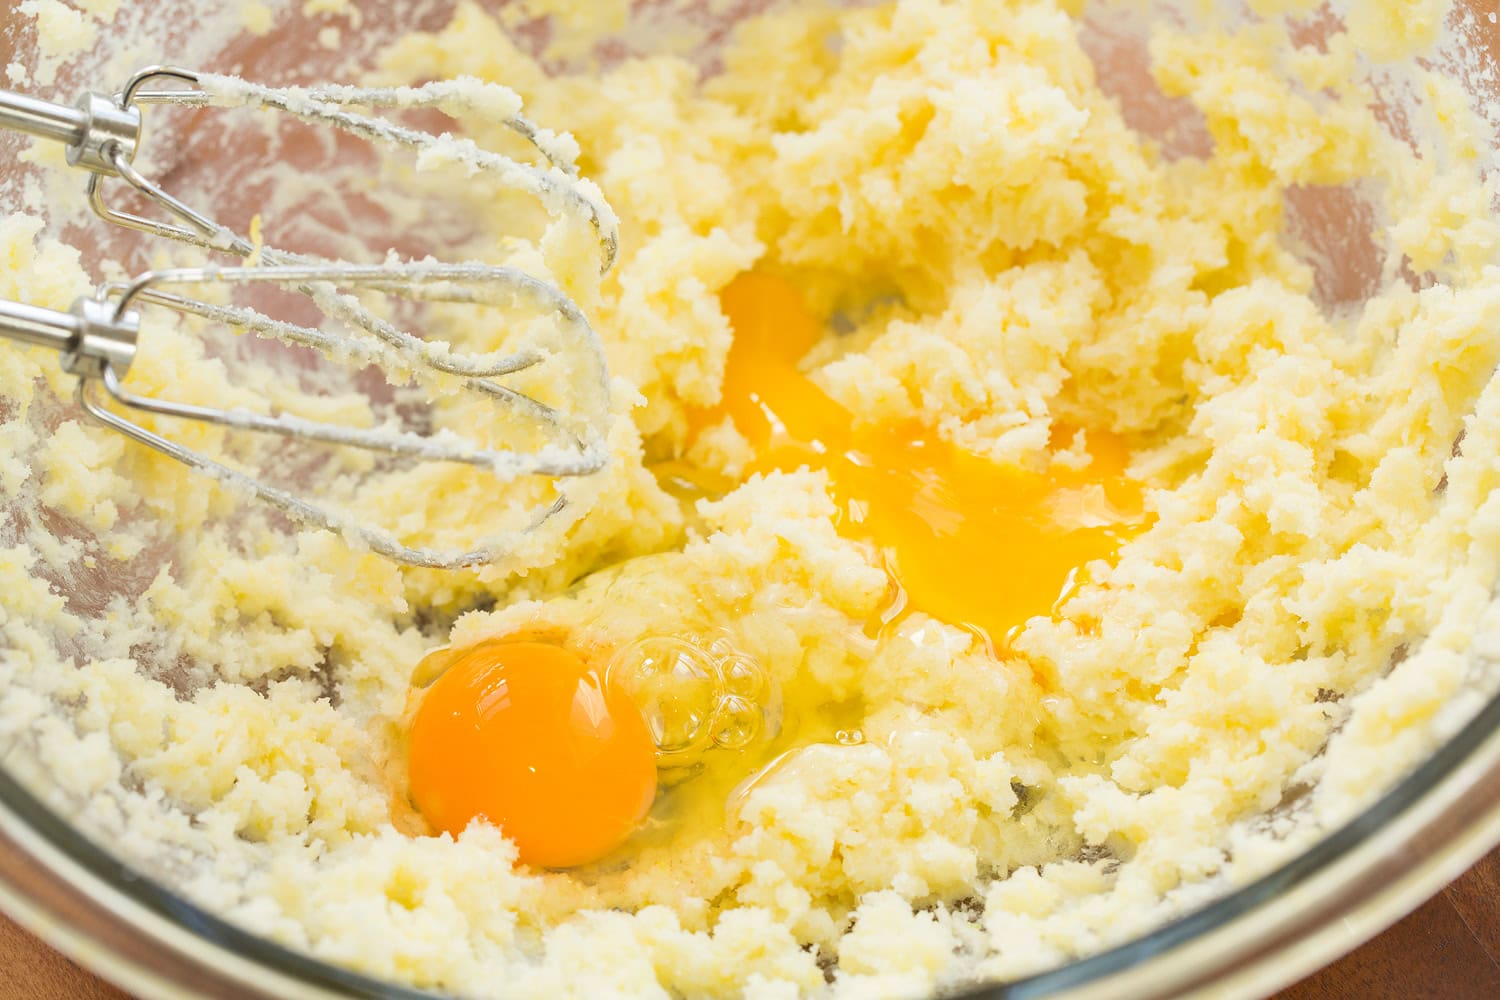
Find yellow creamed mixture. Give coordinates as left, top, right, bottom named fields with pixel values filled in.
left=2, top=0, right=1499, bottom=997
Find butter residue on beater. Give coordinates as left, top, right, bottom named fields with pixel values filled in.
left=2, top=0, right=1500, bottom=998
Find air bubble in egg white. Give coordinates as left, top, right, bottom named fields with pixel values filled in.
left=609, top=632, right=779, bottom=758
left=719, top=655, right=767, bottom=701
left=711, top=695, right=762, bottom=749
left=609, top=636, right=717, bottom=755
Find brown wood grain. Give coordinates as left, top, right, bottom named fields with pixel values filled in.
left=0, top=912, right=130, bottom=1000
left=1278, top=848, right=1500, bottom=1000
left=0, top=848, right=1495, bottom=999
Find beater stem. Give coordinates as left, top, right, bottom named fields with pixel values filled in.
left=0, top=86, right=142, bottom=172
left=0, top=90, right=86, bottom=146
left=0, top=297, right=139, bottom=379
left=0, top=299, right=79, bottom=353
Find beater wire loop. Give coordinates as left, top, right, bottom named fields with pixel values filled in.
left=92, top=263, right=610, bottom=473
left=0, top=65, right=619, bottom=569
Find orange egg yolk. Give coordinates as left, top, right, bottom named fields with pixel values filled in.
left=407, top=641, right=658, bottom=868
left=678, top=273, right=1146, bottom=646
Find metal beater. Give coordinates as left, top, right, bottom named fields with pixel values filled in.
left=0, top=67, right=619, bottom=570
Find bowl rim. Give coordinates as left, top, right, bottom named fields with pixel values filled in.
left=0, top=686, right=1497, bottom=1000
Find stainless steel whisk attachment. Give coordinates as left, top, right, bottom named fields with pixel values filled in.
left=0, top=67, right=621, bottom=569
left=0, top=262, right=611, bottom=569
left=0, top=66, right=619, bottom=272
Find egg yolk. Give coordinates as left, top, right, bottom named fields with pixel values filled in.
left=406, top=641, right=658, bottom=868
left=678, top=273, right=1146, bottom=646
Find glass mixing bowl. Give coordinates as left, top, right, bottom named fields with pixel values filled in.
left=1, top=2, right=1498, bottom=998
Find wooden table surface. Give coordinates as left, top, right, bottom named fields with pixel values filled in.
left=0, top=848, right=1494, bottom=999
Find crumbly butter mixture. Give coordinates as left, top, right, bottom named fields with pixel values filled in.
left=3, top=1, right=1500, bottom=997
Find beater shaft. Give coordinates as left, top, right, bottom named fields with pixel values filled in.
left=0, top=299, right=84, bottom=352
left=0, top=87, right=143, bottom=173
left=0, top=90, right=90, bottom=145
left=0, top=297, right=138, bottom=379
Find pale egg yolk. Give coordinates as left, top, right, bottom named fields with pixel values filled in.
left=680, top=273, right=1146, bottom=646
left=407, top=641, right=658, bottom=868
